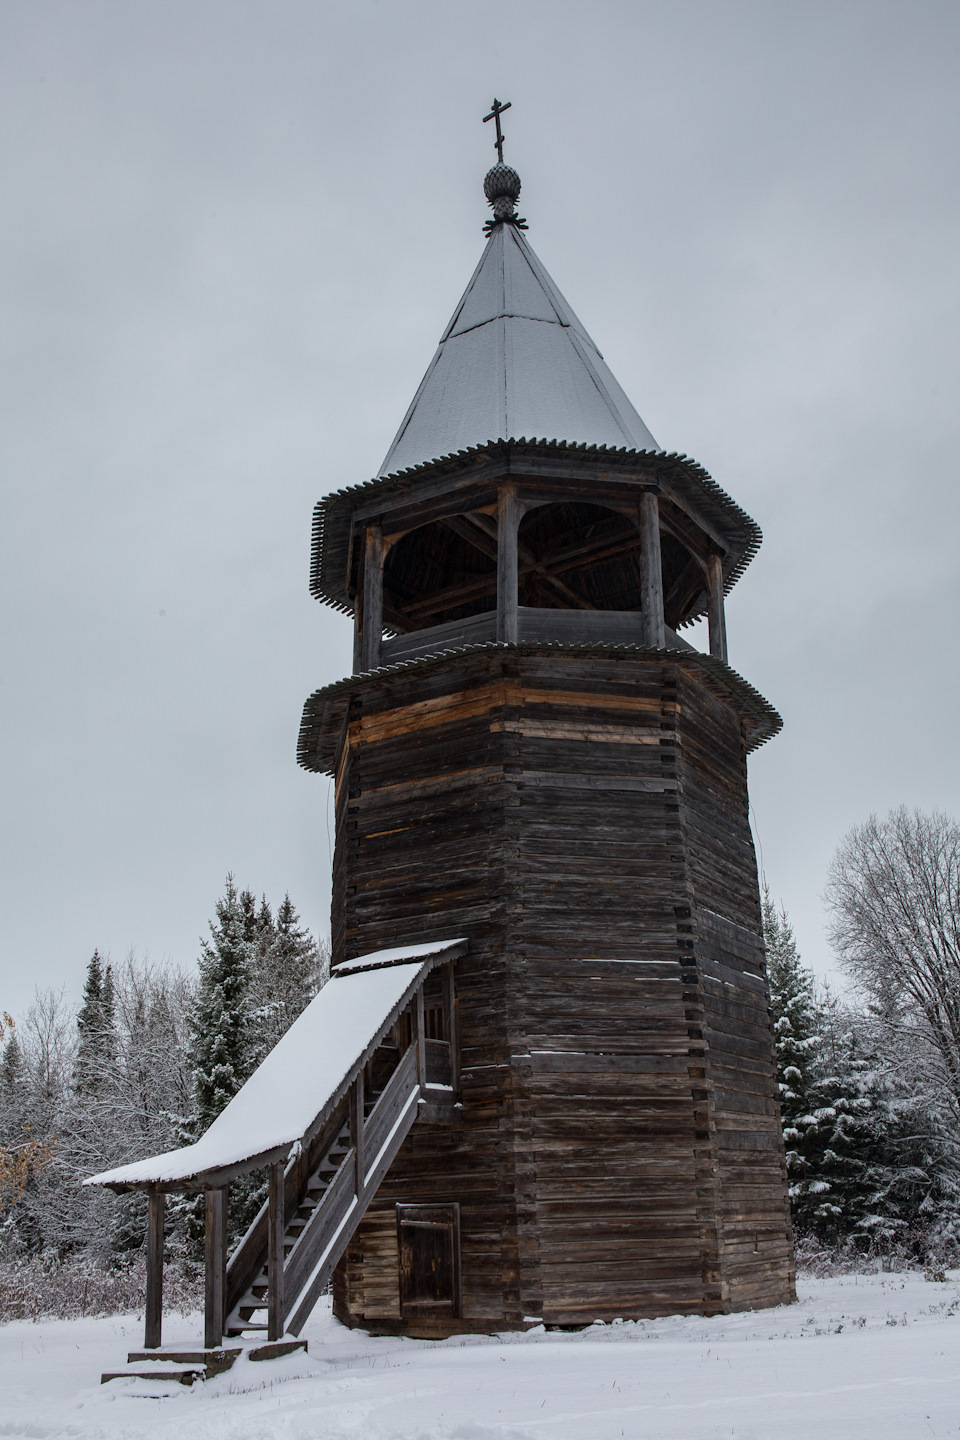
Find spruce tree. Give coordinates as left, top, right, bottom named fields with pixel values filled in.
left=797, top=1013, right=888, bottom=1245
left=74, top=951, right=118, bottom=1094
left=188, top=876, right=254, bottom=1134
left=762, top=890, right=824, bottom=1215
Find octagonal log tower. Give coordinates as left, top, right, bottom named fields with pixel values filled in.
left=299, top=150, right=795, bottom=1333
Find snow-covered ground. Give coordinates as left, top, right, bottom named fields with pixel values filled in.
left=2, top=1272, right=959, bottom=1439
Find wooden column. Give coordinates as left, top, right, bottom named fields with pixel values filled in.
left=639, top=491, right=665, bottom=649
left=497, top=483, right=520, bottom=643
left=204, top=1186, right=228, bottom=1349
left=267, top=1161, right=285, bottom=1342
left=351, top=1071, right=366, bottom=1199
left=442, top=962, right=459, bottom=1095
left=352, top=526, right=365, bottom=674
left=360, top=523, right=384, bottom=672
left=706, top=552, right=728, bottom=664
left=144, top=1188, right=164, bottom=1349
left=413, top=988, right=427, bottom=1091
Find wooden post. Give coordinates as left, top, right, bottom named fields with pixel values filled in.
left=351, top=1071, right=366, bottom=1199
left=414, top=987, right=427, bottom=1092
left=497, top=483, right=520, bottom=643
left=361, top=523, right=383, bottom=672
left=267, top=1161, right=285, bottom=1342
left=352, top=608, right=363, bottom=673
left=204, top=1186, right=227, bottom=1349
left=706, top=552, right=728, bottom=664
left=352, top=526, right=365, bottom=674
left=639, top=491, right=665, bottom=648
left=442, top=962, right=459, bottom=1095
left=144, top=1188, right=164, bottom=1349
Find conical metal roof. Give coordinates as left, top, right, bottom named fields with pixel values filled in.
left=379, top=222, right=659, bottom=477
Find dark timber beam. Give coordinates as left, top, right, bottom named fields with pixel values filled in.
left=204, top=1186, right=228, bottom=1349
left=497, top=483, right=520, bottom=642
left=439, top=514, right=499, bottom=562
left=267, top=1160, right=285, bottom=1342
left=361, top=523, right=383, bottom=672
left=639, top=492, right=665, bottom=648
left=466, top=509, right=595, bottom=611
left=144, top=1188, right=164, bottom=1349
left=707, top=552, right=728, bottom=664
left=352, top=536, right=364, bottom=673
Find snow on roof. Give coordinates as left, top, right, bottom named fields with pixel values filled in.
left=334, top=939, right=465, bottom=975
left=85, top=939, right=465, bottom=1189
left=378, top=223, right=659, bottom=477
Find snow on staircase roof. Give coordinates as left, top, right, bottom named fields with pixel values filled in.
left=85, top=939, right=466, bottom=1190
left=378, top=222, right=659, bottom=477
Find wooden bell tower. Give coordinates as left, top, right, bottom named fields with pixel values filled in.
left=298, top=116, right=795, bottom=1334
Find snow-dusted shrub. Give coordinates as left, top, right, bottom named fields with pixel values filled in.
left=0, top=1254, right=202, bottom=1322
left=794, top=1226, right=960, bottom=1277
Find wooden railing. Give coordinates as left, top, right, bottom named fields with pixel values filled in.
left=283, top=1043, right=422, bottom=1333
left=224, top=1094, right=350, bottom=1322
left=223, top=958, right=459, bottom=1341
left=377, top=607, right=700, bottom=667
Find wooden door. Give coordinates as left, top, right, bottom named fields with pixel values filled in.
left=397, top=1204, right=460, bottom=1318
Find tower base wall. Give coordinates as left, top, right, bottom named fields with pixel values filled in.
left=328, top=649, right=795, bottom=1331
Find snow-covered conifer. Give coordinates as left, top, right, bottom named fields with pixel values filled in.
left=188, top=877, right=253, bottom=1134
left=249, top=893, right=328, bottom=1057
left=762, top=891, right=823, bottom=1207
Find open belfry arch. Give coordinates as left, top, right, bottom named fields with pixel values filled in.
left=88, top=102, right=794, bottom=1369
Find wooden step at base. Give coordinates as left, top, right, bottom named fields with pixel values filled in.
left=247, top=1339, right=308, bottom=1362
left=106, top=1338, right=307, bottom=1386
left=102, top=1367, right=204, bottom=1386
left=127, top=1346, right=241, bottom=1377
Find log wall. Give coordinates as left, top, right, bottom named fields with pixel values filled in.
left=329, top=650, right=794, bottom=1332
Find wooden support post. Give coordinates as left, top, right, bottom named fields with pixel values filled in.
left=639, top=491, right=665, bottom=649
left=706, top=552, right=728, bottom=664
left=352, top=608, right=363, bottom=673
left=267, top=1160, right=285, bottom=1342
left=442, top=962, right=459, bottom=1095
left=360, top=523, right=383, bottom=672
left=204, top=1186, right=228, bottom=1349
left=496, top=483, right=519, bottom=643
left=352, top=529, right=364, bottom=674
left=414, top=987, right=427, bottom=1092
left=144, top=1187, right=164, bottom=1349
left=351, top=1071, right=366, bottom=1199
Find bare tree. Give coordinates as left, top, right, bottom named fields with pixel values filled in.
left=825, top=807, right=960, bottom=1117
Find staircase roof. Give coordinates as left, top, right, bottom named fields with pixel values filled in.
left=379, top=222, right=659, bottom=476
left=84, top=940, right=466, bottom=1191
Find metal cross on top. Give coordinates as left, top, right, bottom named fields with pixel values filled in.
left=483, top=98, right=512, bottom=164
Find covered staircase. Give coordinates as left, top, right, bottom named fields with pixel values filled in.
left=86, top=939, right=464, bottom=1379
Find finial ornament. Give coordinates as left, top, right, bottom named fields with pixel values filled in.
left=481, top=98, right=527, bottom=234
left=483, top=97, right=511, bottom=163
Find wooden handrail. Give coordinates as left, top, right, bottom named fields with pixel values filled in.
left=220, top=956, right=459, bottom=1342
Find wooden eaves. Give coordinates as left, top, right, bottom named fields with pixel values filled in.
left=309, top=440, right=764, bottom=620
left=296, top=639, right=783, bottom=776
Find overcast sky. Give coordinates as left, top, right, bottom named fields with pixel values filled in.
left=2, top=0, right=958, bottom=1019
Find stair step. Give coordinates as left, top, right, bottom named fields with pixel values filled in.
left=103, top=1366, right=204, bottom=1386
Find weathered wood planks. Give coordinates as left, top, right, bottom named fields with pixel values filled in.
left=323, top=649, right=793, bottom=1333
